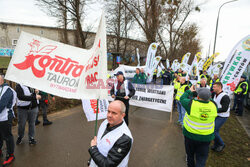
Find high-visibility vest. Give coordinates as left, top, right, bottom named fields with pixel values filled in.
left=210, top=78, right=220, bottom=87
left=183, top=100, right=217, bottom=135
left=178, top=73, right=182, bottom=77
left=153, top=69, right=157, bottom=75
left=200, top=74, right=208, bottom=80
left=234, top=81, right=248, bottom=95
left=173, top=79, right=180, bottom=90
left=175, top=84, right=189, bottom=100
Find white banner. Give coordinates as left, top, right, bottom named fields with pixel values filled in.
left=147, top=56, right=162, bottom=82
left=145, top=43, right=159, bottom=75
left=187, top=55, right=200, bottom=81
left=181, top=52, right=191, bottom=64
left=221, top=35, right=250, bottom=94
left=109, top=65, right=146, bottom=79
left=157, top=65, right=162, bottom=77
left=207, top=63, right=223, bottom=76
left=108, top=84, right=174, bottom=112
left=5, top=14, right=108, bottom=99
left=198, top=58, right=206, bottom=70
left=82, top=99, right=109, bottom=121
left=160, top=62, right=165, bottom=69
left=171, top=59, right=179, bottom=72
left=166, top=59, right=170, bottom=69
left=136, top=48, right=140, bottom=67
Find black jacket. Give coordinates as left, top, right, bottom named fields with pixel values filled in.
left=88, top=122, right=132, bottom=167
left=110, top=79, right=135, bottom=103
left=16, top=84, right=38, bottom=109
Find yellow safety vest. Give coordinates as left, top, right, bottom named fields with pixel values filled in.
left=178, top=73, right=182, bottom=77
left=174, top=79, right=180, bottom=90
left=175, top=84, right=189, bottom=100
left=209, top=78, right=220, bottom=87
left=183, top=100, right=217, bottom=136
left=234, top=81, right=248, bottom=95
left=200, top=74, right=208, bottom=80
left=153, top=69, right=157, bottom=75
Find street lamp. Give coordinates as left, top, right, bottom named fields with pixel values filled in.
left=213, top=0, right=238, bottom=54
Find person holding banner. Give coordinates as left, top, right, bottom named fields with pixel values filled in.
left=175, top=77, right=189, bottom=125
left=16, top=84, right=41, bottom=145
left=200, top=71, right=209, bottom=81
left=0, top=75, right=17, bottom=166
left=111, top=71, right=135, bottom=125
left=180, top=86, right=217, bottom=167
left=211, top=82, right=230, bottom=152
left=88, top=100, right=133, bottom=167
left=199, top=78, right=210, bottom=89
left=232, top=75, right=248, bottom=116
left=152, top=68, right=158, bottom=84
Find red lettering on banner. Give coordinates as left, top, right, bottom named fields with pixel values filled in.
left=13, top=40, right=84, bottom=78
left=85, top=72, right=98, bottom=85
left=90, top=99, right=99, bottom=113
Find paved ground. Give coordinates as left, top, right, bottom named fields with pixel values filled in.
left=235, top=107, right=250, bottom=138
left=0, top=106, right=186, bottom=167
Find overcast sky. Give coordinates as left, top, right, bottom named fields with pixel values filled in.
left=0, top=0, right=249, bottom=62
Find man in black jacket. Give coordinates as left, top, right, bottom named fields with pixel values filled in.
left=232, top=75, right=248, bottom=116
left=110, top=71, right=135, bottom=125
left=211, top=82, right=230, bottom=152
left=16, top=84, right=41, bottom=145
left=88, top=100, right=133, bottom=167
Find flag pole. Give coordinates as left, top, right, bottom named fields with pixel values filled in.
left=94, top=99, right=99, bottom=136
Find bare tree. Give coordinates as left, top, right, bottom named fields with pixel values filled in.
left=36, top=0, right=89, bottom=48
left=120, top=0, right=161, bottom=45
left=158, top=0, right=201, bottom=61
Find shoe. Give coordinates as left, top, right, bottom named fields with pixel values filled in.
left=215, top=145, right=225, bottom=152
left=211, top=145, right=216, bottom=151
left=29, top=138, right=37, bottom=145
left=16, top=137, right=22, bottom=145
left=43, top=120, right=52, bottom=126
left=35, top=120, right=40, bottom=125
left=3, top=154, right=15, bottom=166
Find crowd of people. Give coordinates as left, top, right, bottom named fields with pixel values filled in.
left=95, top=67, right=248, bottom=167
left=0, top=74, right=55, bottom=166
left=0, top=65, right=249, bottom=166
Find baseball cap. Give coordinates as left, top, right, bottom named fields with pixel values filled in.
left=241, top=75, right=247, bottom=79
left=197, top=88, right=211, bottom=101
left=114, top=71, right=124, bottom=76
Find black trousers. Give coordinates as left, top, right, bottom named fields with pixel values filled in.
left=115, top=98, right=130, bottom=126
left=184, top=136, right=210, bottom=167
left=0, top=119, right=15, bottom=155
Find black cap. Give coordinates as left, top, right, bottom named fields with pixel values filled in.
left=241, top=75, right=247, bottom=79
left=114, top=71, right=124, bottom=76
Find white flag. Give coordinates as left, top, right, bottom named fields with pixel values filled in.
left=220, top=35, right=250, bottom=94
left=5, top=13, right=108, bottom=99
left=136, top=48, right=140, bottom=67
left=82, top=99, right=109, bottom=121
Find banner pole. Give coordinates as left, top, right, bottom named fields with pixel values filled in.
left=170, top=105, right=173, bottom=123
left=94, top=99, right=99, bottom=136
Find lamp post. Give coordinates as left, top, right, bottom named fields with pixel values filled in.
left=213, top=0, right=238, bottom=54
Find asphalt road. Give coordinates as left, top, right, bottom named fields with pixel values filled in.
left=0, top=105, right=186, bottom=167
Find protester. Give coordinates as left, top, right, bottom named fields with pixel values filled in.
left=111, top=71, right=135, bottom=125
left=200, top=71, right=209, bottom=81
left=180, top=86, right=217, bottom=167
left=232, top=75, right=248, bottom=116
left=178, top=69, right=183, bottom=77
left=173, top=73, right=180, bottom=110
left=175, top=77, right=189, bottom=125
left=88, top=100, right=133, bottom=167
left=199, top=78, right=210, bottom=89
left=140, top=68, right=147, bottom=84
left=152, top=68, right=157, bottom=84
left=16, top=84, right=41, bottom=145
left=161, top=68, right=171, bottom=85
left=132, top=68, right=143, bottom=84
left=0, top=75, right=17, bottom=166
left=211, top=82, right=230, bottom=152
left=210, top=74, right=220, bottom=92
left=35, top=91, right=55, bottom=126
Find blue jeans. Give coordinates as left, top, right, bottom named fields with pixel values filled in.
left=177, top=101, right=186, bottom=124
left=185, top=136, right=210, bottom=167
left=214, top=116, right=227, bottom=147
